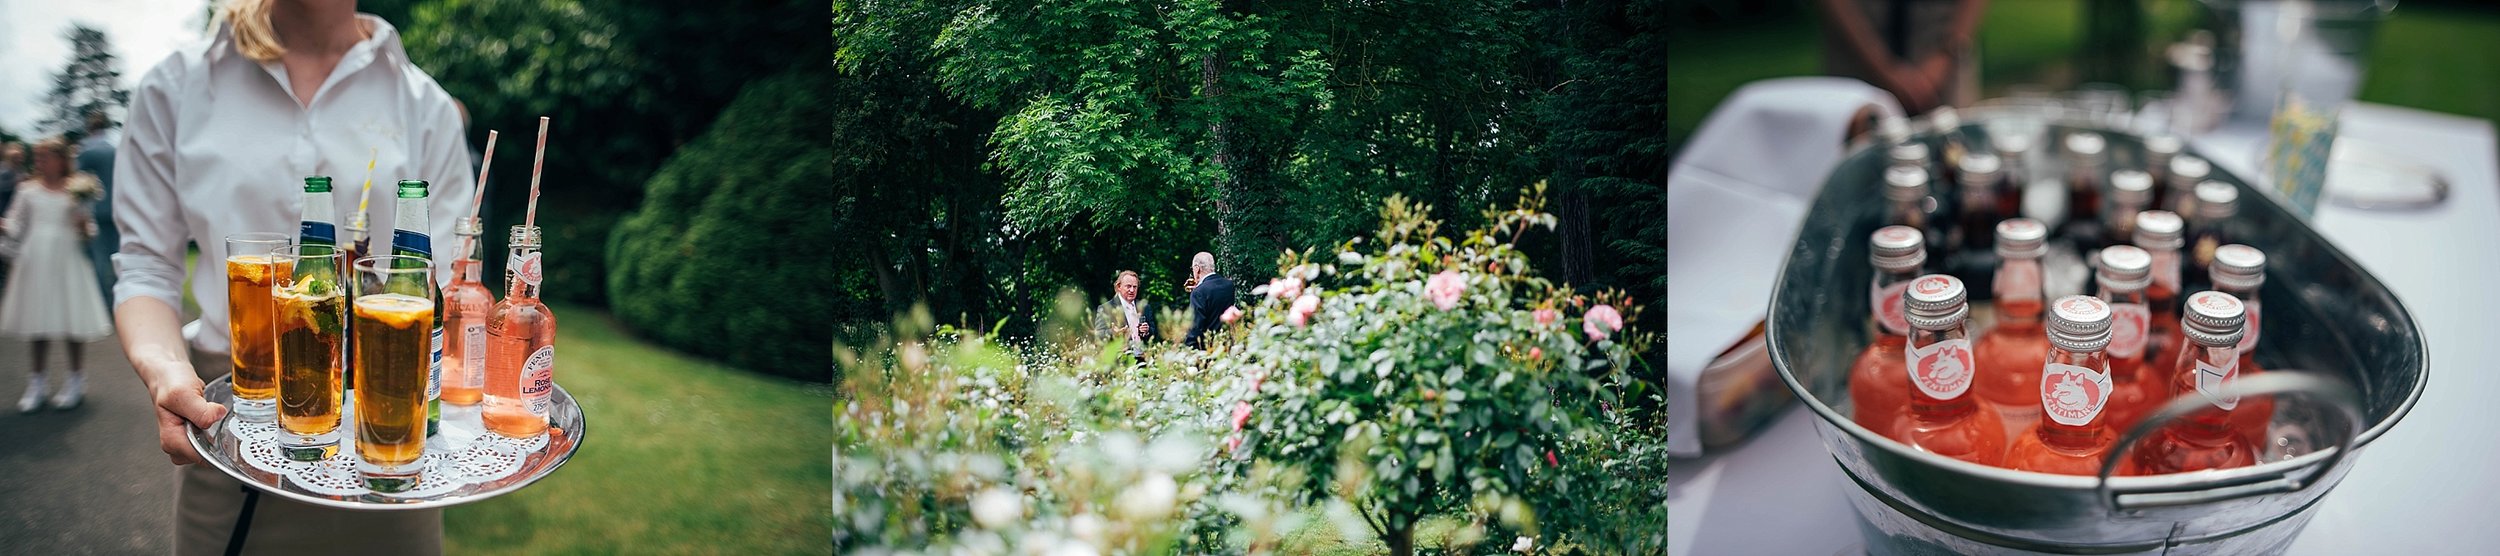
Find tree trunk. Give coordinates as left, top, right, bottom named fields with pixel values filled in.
left=1387, top=525, right=1416, bottom=556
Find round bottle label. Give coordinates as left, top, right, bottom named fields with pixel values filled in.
left=2109, top=302, right=2150, bottom=358
left=2196, top=357, right=2240, bottom=410
left=522, top=345, right=555, bottom=415
left=513, top=251, right=544, bottom=288
left=2041, top=362, right=2113, bottom=426
left=1904, top=338, right=1975, bottom=400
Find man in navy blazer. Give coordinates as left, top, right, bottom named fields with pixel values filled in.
left=1184, top=252, right=1236, bottom=349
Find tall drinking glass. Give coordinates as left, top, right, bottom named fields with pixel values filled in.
left=273, top=244, right=347, bottom=460
left=225, top=233, right=293, bottom=421
left=352, top=255, right=435, bottom=493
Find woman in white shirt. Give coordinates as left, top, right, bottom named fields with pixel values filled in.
left=116, top=1, right=471, bottom=554
left=5, top=138, right=114, bottom=413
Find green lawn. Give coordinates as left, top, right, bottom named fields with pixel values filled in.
left=442, top=303, right=834, bottom=555
left=1668, top=2, right=2500, bottom=158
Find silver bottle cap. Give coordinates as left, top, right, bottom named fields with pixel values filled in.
left=2144, top=134, right=2183, bottom=157
left=2195, top=181, right=2239, bottom=219
left=2182, top=291, right=2248, bottom=347
left=1904, top=274, right=1970, bottom=331
left=1871, top=226, right=1926, bottom=271
left=2133, top=210, right=2184, bottom=249
left=2213, top=244, right=2267, bottom=290
left=2048, top=295, right=2115, bottom=352
left=1878, top=116, right=1912, bottom=145
left=1890, top=142, right=1932, bottom=167
left=2065, top=132, right=2106, bottom=157
left=2111, top=169, right=2154, bottom=204
left=1957, top=152, right=2001, bottom=180
left=1885, top=164, right=1929, bottom=202
left=1996, top=218, right=2048, bottom=259
left=2169, top=155, right=2211, bottom=189
left=2097, top=245, right=2152, bottom=290
left=1992, top=132, right=2034, bottom=155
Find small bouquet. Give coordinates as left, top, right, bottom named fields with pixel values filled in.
left=64, top=174, right=103, bottom=203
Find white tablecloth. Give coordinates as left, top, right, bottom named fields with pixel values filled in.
left=1668, top=102, right=2500, bottom=555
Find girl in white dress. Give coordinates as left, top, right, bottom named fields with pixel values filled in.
left=5, top=139, right=113, bottom=413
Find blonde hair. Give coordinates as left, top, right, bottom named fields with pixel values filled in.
left=28, top=138, right=72, bottom=180
left=219, top=0, right=285, bottom=62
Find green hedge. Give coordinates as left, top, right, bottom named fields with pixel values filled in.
left=606, top=64, right=834, bottom=382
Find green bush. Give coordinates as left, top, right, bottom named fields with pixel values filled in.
left=607, top=64, right=835, bottom=381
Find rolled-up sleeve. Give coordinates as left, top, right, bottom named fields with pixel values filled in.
left=113, top=61, right=189, bottom=311
left=416, top=98, right=475, bottom=288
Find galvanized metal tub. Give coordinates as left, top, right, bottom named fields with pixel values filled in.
left=1768, top=113, right=2426, bottom=554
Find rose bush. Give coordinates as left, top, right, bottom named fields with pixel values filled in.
left=1206, top=188, right=1662, bottom=555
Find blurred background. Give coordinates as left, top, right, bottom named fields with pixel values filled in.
left=0, top=1, right=830, bottom=554
left=1666, top=0, right=2500, bottom=159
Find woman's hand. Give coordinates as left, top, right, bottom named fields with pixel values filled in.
left=140, top=360, right=224, bottom=465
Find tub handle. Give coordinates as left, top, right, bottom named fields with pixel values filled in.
left=2094, top=371, right=2364, bottom=512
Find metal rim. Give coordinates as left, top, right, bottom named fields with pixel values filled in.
left=184, top=375, right=588, bottom=511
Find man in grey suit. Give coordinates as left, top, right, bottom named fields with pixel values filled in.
left=77, top=112, right=117, bottom=305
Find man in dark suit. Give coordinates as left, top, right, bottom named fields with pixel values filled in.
left=1184, top=252, right=1236, bottom=349
left=77, top=112, right=118, bottom=305
left=1095, top=270, right=1159, bottom=359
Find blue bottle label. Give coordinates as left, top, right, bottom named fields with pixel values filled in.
left=393, top=230, right=430, bottom=258
left=300, top=221, right=336, bottom=245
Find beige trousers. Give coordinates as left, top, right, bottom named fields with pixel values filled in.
left=175, top=348, right=442, bottom=556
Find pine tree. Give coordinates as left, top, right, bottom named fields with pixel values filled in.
left=40, top=24, right=131, bottom=142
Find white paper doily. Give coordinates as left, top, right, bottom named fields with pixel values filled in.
left=231, top=404, right=549, bottom=498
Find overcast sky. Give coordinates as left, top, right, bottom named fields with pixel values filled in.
left=0, top=1, right=207, bottom=136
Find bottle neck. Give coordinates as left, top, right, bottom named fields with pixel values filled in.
left=2170, top=341, right=2244, bottom=439
left=2098, top=283, right=2148, bottom=306
left=2144, top=246, right=2181, bottom=295
left=451, top=231, right=483, bottom=284
left=2039, top=347, right=2112, bottom=449
left=1994, top=257, right=2044, bottom=325
left=1906, top=323, right=1977, bottom=415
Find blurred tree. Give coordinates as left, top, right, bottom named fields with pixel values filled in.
left=396, top=0, right=820, bottom=306
left=839, top=0, right=1551, bottom=290
left=609, top=62, right=835, bottom=381
left=40, top=24, right=129, bottom=142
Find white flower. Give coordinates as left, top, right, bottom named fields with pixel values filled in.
left=1069, top=513, right=1107, bottom=546
left=1512, top=535, right=1535, bottom=553
left=1116, top=471, right=1179, bottom=518
left=971, top=488, right=1023, bottom=529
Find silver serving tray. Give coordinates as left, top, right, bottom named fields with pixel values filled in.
left=186, top=375, right=586, bottom=511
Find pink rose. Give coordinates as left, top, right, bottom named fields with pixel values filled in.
left=1220, top=305, right=1243, bottom=324
left=1268, top=277, right=1304, bottom=301
left=1426, top=270, right=1467, bottom=311
left=1231, top=401, right=1254, bottom=432
left=1583, top=304, right=1624, bottom=341
left=1533, top=308, right=1560, bottom=328
left=1288, top=294, right=1321, bottom=328
left=1545, top=450, right=1559, bottom=467
left=1528, top=347, right=1543, bottom=360
left=1225, top=434, right=1244, bottom=454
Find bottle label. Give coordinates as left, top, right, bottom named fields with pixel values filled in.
left=1904, top=338, right=1975, bottom=400
left=393, top=229, right=431, bottom=258
left=2238, top=301, right=2261, bottom=352
left=2109, top=303, right=2150, bottom=358
left=2041, top=362, right=2112, bottom=426
left=1871, top=280, right=1912, bottom=335
left=522, top=345, right=555, bottom=415
left=2196, top=357, right=2240, bottom=410
left=300, top=221, right=336, bottom=245
left=513, top=251, right=544, bottom=288
left=427, top=327, right=443, bottom=401
left=462, top=322, right=487, bottom=388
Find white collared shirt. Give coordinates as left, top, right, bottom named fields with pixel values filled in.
left=114, top=15, right=475, bottom=355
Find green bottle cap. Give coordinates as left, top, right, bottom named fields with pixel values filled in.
left=396, top=179, right=429, bottom=198
left=303, top=176, right=332, bottom=193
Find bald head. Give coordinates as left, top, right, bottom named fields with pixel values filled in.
left=1190, top=252, right=1215, bottom=278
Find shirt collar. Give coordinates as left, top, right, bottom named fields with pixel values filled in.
left=208, top=14, right=405, bottom=75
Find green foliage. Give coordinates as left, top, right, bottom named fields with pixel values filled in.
left=607, top=65, right=834, bottom=382
left=1209, top=190, right=1660, bottom=555
left=398, top=0, right=820, bottom=306
left=839, top=0, right=1556, bottom=292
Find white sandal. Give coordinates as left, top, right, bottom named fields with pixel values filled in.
left=15, top=374, right=44, bottom=414
left=49, top=372, right=83, bottom=410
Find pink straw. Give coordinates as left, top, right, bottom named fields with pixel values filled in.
left=525, top=117, right=548, bottom=228
left=468, top=130, right=499, bottom=220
